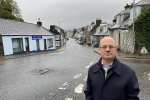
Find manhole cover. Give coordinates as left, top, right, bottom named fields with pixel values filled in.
left=30, top=68, right=50, bottom=74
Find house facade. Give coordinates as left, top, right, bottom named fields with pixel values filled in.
left=50, top=25, right=65, bottom=47
left=93, top=23, right=111, bottom=44
left=109, top=0, right=150, bottom=53
left=0, top=18, right=55, bottom=56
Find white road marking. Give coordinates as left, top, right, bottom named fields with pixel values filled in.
left=59, top=82, right=69, bottom=90
left=148, top=74, right=150, bottom=80
left=65, top=97, right=73, bottom=100
left=85, top=66, right=90, bottom=68
left=50, top=93, right=55, bottom=96
left=83, top=77, right=87, bottom=81
left=74, top=74, right=81, bottom=79
left=143, top=72, right=150, bottom=80
left=74, top=84, right=84, bottom=93
left=49, top=97, right=52, bottom=100
left=89, top=61, right=93, bottom=66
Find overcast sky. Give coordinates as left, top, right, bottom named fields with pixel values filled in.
left=15, top=0, right=141, bottom=31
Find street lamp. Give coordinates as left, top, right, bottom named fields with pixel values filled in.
left=59, top=21, right=65, bottom=28
left=132, top=0, right=135, bottom=54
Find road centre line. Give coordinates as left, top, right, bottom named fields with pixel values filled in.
left=74, top=74, right=82, bottom=79
left=59, top=82, right=69, bottom=90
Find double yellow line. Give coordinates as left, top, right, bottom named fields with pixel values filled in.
left=92, top=49, right=150, bottom=60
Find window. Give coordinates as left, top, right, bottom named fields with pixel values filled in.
left=116, top=15, right=121, bottom=24
left=47, top=38, right=53, bottom=48
left=130, top=6, right=141, bottom=20
left=12, top=38, right=23, bottom=52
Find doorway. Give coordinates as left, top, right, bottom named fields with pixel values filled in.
left=25, top=38, right=29, bottom=54
left=44, top=39, right=47, bottom=51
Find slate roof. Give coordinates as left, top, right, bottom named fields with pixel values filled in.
left=94, top=25, right=110, bottom=36
left=0, top=18, right=54, bottom=36
left=120, top=9, right=130, bottom=14
left=136, top=0, right=150, bottom=6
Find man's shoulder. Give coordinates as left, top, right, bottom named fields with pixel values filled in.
left=115, top=58, right=135, bottom=72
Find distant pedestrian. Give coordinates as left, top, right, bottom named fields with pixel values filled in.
left=84, top=36, right=140, bottom=100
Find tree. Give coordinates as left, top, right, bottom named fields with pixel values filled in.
left=134, top=6, right=150, bottom=53
left=0, top=0, right=24, bottom=22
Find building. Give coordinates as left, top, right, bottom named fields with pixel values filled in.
left=0, top=18, right=55, bottom=56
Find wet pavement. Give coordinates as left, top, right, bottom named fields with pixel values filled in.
left=0, top=46, right=66, bottom=61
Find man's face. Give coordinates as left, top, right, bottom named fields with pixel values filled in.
left=99, top=37, right=117, bottom=60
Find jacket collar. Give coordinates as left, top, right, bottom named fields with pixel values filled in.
left=93, top=57, right=122, bottom=76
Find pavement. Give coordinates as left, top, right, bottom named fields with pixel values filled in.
left=0, top=46, right=66, bottom=61
left=93, top=47, right=150, bottom=59
left=0, top=45, right=150, bottom=61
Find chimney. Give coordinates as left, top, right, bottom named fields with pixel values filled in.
left=50, top=25, right=55, bottom=32
left=82, top=27, right=84, bottom=31
left=91, top=21, right=95, bottom=25
left=96, top=18, right=102, bottom=27
left=37, top=18, right=42, bottom=26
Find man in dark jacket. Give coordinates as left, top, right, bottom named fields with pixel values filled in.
left=84, top=36, right=140, bottom=100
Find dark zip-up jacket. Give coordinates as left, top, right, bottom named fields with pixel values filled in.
left=84, top=57, right=140, bottom=100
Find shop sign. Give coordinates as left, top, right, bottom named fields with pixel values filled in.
left=32, top=36, right=42, bottom=40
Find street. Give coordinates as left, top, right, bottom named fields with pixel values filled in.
left=0, top=38, right=150, bottom=100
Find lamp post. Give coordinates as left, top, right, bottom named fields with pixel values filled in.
left=59, top=21, right=65, bottom=28
left=131, top=0, right=135, bottom=54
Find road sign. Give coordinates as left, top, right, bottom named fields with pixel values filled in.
left=119, top=30, right=128, bottom=33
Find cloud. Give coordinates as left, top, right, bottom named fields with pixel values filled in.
left=16, top=0, right=141, bottom=30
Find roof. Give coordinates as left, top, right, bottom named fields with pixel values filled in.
left=136, top=0, right=150, bottom=6
left=0, top=18, right=54, bottom=36
left=120, top=9, right=130, bottom=14
left=94, top=25, right=109, bottom=36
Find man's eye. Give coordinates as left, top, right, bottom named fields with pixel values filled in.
left=102, top=46, right=107, bottom=49
left=109, top=46, right=113, bottom=48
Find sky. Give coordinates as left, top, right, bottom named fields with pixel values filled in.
left=15, top=0, right=141, bottom=31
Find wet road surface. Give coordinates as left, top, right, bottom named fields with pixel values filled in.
left=0, top=38, right=150, bottom=100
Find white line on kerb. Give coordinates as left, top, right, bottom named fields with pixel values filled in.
left=74, top=84, right=84, bottom=93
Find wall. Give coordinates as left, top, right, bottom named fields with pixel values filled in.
left=2, top=35, right=55, bottom=56
left=110, top=28, right=134, bottom=53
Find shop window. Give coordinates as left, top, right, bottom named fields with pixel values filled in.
left=47, top=38, right=53, bottom=48
left=12, top=38, right=23, bottom=52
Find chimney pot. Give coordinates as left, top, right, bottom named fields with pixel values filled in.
left=38, top=18, right=40, bottom=22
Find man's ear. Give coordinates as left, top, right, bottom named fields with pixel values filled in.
left=99, top=48, right=101, bottom=54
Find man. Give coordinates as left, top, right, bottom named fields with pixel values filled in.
left=84, top=36, right=140, bottom=100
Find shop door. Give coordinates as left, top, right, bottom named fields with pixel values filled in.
left=44, top=39, right=47, bottom=51
left=25, top=38, right=29, bottom=54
